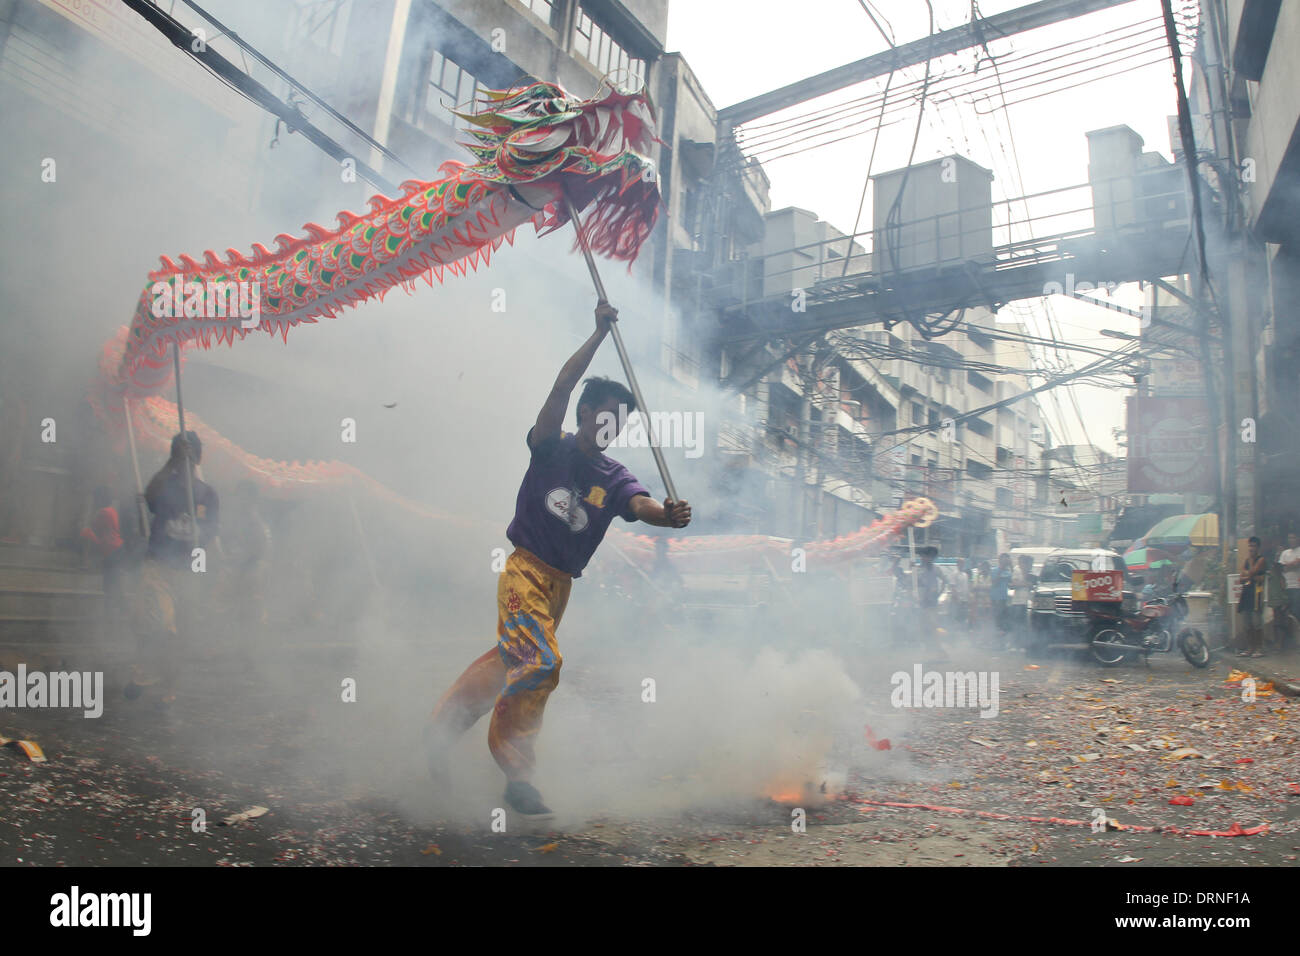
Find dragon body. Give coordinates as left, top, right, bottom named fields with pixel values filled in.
left=608, top=496, right=941, bottom=572
left=113, top=81, right=660, bottom=399
left=93, top=80, right=658, bottom=493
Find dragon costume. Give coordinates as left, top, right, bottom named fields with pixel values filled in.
left=92, top=77, right=937, bottom=558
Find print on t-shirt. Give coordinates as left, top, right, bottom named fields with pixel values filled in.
left=545, top=486, right=590, bottom=532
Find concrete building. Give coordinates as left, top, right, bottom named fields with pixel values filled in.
left=1198, top=0, right=1300, bottom=551
left=1045, top=443, right=1126, bottom=545
left=708, top=161, right=1071, bottom=555
left=1083, top=258, right=1227, bottom=552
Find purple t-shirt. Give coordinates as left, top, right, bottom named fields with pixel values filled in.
left=506, top=428, right=650, bottom=577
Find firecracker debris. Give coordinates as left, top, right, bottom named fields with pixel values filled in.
left=2, top=642, right=1299, bottom=867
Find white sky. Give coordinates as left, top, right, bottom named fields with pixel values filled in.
left=665, top=0, right=1188, bottom=461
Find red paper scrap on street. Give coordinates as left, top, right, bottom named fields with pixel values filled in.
left=864, top=724, right=891, bottom=751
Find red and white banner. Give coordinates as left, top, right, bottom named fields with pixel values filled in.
left=1126, top=397, right=1214, bottom=494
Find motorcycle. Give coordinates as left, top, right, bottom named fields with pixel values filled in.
left=1087, top=592, right=1211, bottom=668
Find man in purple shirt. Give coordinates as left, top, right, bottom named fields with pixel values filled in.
left=428, top=302, right=691, bottom=817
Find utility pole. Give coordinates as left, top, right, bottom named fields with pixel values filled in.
left=1161, top=0, right=1236, bottom=564
left=1191, top=0, right=1262, bottom=565
left=1197, top=0, right=1239, bottom=560
left=795, top=349, right=814, bottom=541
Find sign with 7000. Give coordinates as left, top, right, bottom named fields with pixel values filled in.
left=1071, top=569, right=1123, bottom=603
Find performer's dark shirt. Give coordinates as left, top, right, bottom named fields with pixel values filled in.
left=506, top=429, right=649, bottom=578
left=916, top=564, right=944, bottom=609
left=146, top=465, right=219, bottom=568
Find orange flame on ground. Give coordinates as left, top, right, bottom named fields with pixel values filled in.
left=764, top=777, right=845, bottom=807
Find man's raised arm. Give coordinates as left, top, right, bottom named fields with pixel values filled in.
left=530, top=302, right=617, bottom=449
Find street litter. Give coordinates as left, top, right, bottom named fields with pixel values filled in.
left=221, top=806, right=269, bottom=826
left=0, top=734, right=46, bottom=763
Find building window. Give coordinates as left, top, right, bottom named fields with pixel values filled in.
left=574, top=7, right=645, bottom=87
left=290, top=0, right=354, bottom=57
left=423, top=49, right=479, bottom=131
left=911, top=402, right=924, bottom=424
left=682, top=186, right=700, bottom=237
left=519, top=0, right=556, bottom=28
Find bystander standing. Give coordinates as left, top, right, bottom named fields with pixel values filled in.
left=1237, top=536, right=1267, bottom=659
left=1007, top=555, right=1036, bottom=651
left=80, top=485, right=124, bottom=631
left=1278, top=532, right=1300, bottom=639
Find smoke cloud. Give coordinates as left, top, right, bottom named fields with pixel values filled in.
left=0, top=0, right=900, bottom=831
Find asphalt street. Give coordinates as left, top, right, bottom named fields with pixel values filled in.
left=1, top=623, right=1296, bottom=868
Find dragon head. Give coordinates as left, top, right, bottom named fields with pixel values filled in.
left=455, top=78, right=662, bottom=262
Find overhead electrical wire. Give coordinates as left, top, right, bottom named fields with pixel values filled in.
left=722, top=56, right=1171, bottom=173
left=973, top=0, right=1097, bottom=494
left=729, top=14, right=1163, bottom=145
left=868, top=337, right=1166, bottom=460
left=840, top=0, right=900, bottom=280
left=726, top=50, right=1163, bottom=171
left=879, top=0, right=937, bottom=339
left=720, top=16, right=1169, bottom=171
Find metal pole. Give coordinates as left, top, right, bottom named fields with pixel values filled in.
left=561, top=193, right=679, bottom=503
left=172, top=343, right=199, bottom=550
left=347, top=488, right=381, bottom=590
left=121, top=394, right=150, bottom=539
left=908, top=525, right=919, bottom=604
